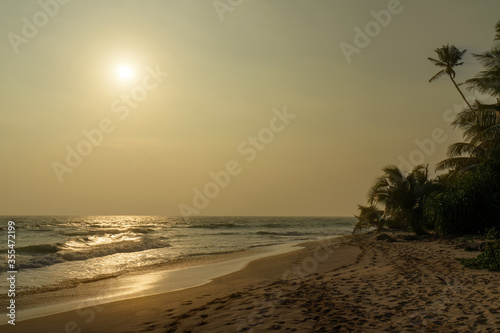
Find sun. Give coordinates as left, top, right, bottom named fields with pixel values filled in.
left=115, top=63, right=135, bottom=82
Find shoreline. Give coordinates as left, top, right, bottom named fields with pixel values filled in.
left=0, top=239, right=312, bottom=324
left=3, top=232, right=500, bottom=332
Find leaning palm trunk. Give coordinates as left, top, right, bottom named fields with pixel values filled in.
left=450, top=75, right=472, bottom=109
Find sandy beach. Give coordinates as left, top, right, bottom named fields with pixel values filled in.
left=3, top=1, right=500, bottom=332
left=3, top=232, right=500, bottom=332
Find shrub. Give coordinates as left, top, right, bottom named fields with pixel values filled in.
left=457, top=240, right=500, bottom=271
left=424, top=159, right=500, bottom=236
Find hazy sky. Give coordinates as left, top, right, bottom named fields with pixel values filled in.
left=1, top=0, right=499, bottom=216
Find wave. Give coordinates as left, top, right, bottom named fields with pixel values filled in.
left=248, top=242, right=283, bottom=249
left=16, top=273, right=121, bottom=295
left=260, top=223, right=293, bottom=228
left=17, top=236, right=171, bottom=269
left=60, top=227, right=155, bottom=236
left=17, top=243, right=62, bottom=254
left=60, top=230, right=119, bottom=236
left=255, top=231, right=307, bottom=236
left=25, top=224, right=57, bottom=231
left=187, top=223, right=241, bottom=229
left=184, top=249, right=245, bottom=257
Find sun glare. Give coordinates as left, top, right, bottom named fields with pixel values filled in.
left=115, top=63, right=135, bottom=82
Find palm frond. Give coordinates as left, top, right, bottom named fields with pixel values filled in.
left=427, top=57, right=445, bottom=67
left=428, top=70, right=446, bottom=82
left=435, top=156, right=480, bottom=172
left=466, top=75, right=500, bottom=96
left=472, top=49, right=500, bottom=70
left=353, top=205, right=385, bottom=233
left=447, top=142, right=477, bottom=158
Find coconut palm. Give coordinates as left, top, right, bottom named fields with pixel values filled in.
left=428, top=44, right=472, bottom=109
left=353, top=205, right=386, bottom=234
left=367, top=165, right=436, bottom=235
left=436, top=101, right=500, bottom=175
left=436, top=23, right=500, bottom=176
left=466, top=21, right=500, bottom=97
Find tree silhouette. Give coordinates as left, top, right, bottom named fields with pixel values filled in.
left=436, top=100, right=500, bottom=175
left=428, top=44, right=472, bottom=109
left=367, top=165, right=436, bottom=235
left=466, top=21, right=500, bottom=97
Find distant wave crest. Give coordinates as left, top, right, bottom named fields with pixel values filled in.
left=187, top=223, right=241, bottom=229
left=255, top=231, right=306, bottom=236
left=60, top=227, right=155, bottom=236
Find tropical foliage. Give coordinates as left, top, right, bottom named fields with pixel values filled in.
left=352, top=205, right=386, bottom=233
left=457, top=239, right=500, bottom=271
left=354, top=165, right=438, bottom=235
left=435, top=100, right=500, bottom=176
left=426, top=21, right=500, bottom=236
left=354, top=20, right=500, bottom=241
left=425, top=153, right=500, bottom=235
left=466, top=21, right=500, bottom=97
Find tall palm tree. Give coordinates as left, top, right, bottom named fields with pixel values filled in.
left=428, top=44, right=472, bottom=109
left=367, top=165, right=436, bottom=235
left=437, top=22, right=500, bottom=176
left=436, top=101, right=500, bottom=175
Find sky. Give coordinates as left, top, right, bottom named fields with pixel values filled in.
left=1, top=0, right=500, bottom=217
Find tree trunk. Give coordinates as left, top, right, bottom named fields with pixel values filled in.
left=450, top=75, right=473, bottom=109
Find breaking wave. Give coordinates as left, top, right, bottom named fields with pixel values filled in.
left=17, top=235, right=170, bottom=269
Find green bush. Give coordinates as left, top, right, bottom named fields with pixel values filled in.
left=424, top=159, right=500, bottom=236
left=485, top=227, right=500, bottom=240
left=457, top=240, right=500, bottom=271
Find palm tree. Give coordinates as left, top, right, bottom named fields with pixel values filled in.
left=466, top=21, right=500, bottom=97
left=368, top=165, right=436, bottom=235
left=428, top=44, right=472, bottom=109
left=436, top=100, right=500, bottom=175
left=353, top=205, right=386, bottom=234
left=436, top=23, right=500, bottom=176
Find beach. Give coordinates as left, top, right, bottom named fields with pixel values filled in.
left=2, top=232, right=500, bottom=332
left=3, top=1, right=500, bottom=332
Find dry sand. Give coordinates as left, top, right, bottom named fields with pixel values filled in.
left=2, top=232, right=500, bottom=332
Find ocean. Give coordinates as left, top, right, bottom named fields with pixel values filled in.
left=0, top=216, right=356, bottom=296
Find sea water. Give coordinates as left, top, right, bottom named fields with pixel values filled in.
left=0, top=216, right=355, bottom=294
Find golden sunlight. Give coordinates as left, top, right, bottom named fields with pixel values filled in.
left=115, top=62, right=135, bottom=82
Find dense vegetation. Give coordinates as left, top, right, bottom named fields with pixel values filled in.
left=457, top=228, right=500, bottom=271
left=353, top=21, right=500, bottom=268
